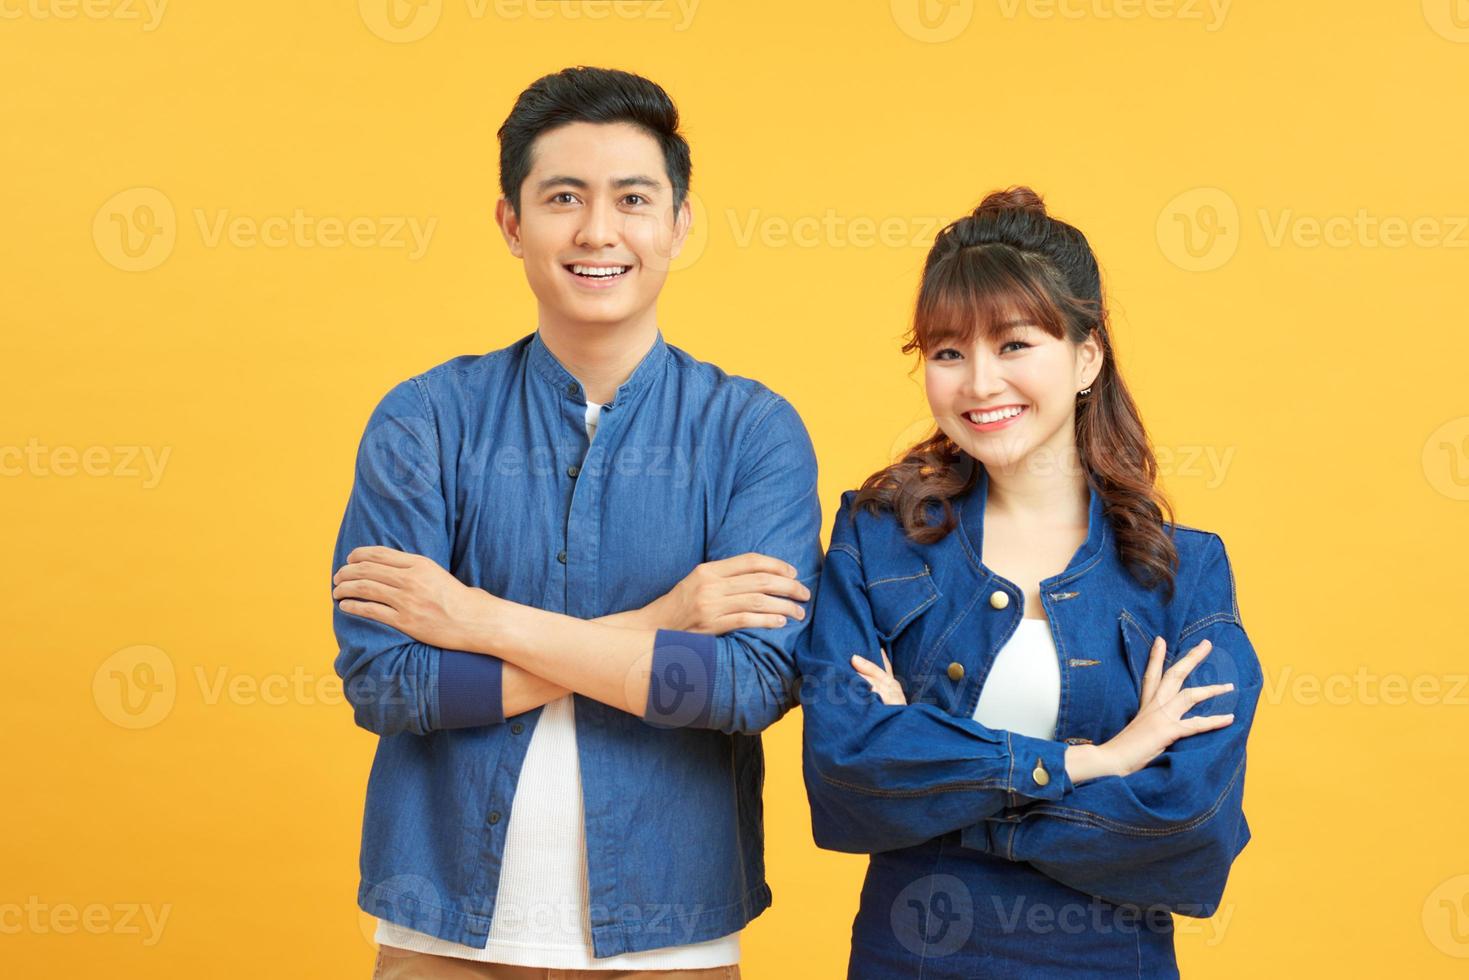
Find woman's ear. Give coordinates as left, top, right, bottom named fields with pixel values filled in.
left=1078, top=329, right=1104, bottom=391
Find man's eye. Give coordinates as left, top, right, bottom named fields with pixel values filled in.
left=624, top=194, right=647, bottom=206
left=551, top=193, right=578, bottom=205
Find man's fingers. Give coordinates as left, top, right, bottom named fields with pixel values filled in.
left=333, top=561, right=406, bottom=586
left=346, top=545, right=416, bottom=567
left=720, top=572, right=811, bottom=602
left=333, top=578, right=396, bottom=604
left=711, top=553, right=798, bottom=579
left=880, top=649, right=893, bottom=673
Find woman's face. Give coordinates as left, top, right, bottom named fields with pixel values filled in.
left=924, top=317, right=1102, bottom=475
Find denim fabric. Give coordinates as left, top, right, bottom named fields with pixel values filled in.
left=798, top=467, right=1261, bottom=976
left=331, top=330, right=822, bottom=956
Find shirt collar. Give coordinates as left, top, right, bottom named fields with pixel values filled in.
left=527, top=328, right=670, bottom=409
left=955, top=463, right=1111, bottom=584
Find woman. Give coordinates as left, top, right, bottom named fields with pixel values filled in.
left=797, top=187, right=1261, bottom=979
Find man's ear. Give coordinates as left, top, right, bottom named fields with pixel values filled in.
left=495, top=198, right=524, bottom=258
left=668, top=196, right=693, bottom=261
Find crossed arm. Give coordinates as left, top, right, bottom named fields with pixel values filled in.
left=332, top=546, right=809, bottom=718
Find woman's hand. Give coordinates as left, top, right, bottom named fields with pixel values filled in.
left=1086, top=635, right=1236, bottom=780
left=851, top=649, right=906, bottom=706
left=332, top=546, right=487, bottom=652
left=642, top=553, right=811, bottom=634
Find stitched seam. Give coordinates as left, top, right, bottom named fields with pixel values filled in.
left=867, top=567, right=931, bottom=586
left=828, top=542, right=862, bottom=568
left=1016, top=755, right=1246, bottom=838
left=1180, top=611, right=1236, bottom=641
left=818, top=771, right=1006, bottom=798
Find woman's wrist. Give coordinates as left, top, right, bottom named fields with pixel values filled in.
left=1064, top=743, right=1117, bottom=785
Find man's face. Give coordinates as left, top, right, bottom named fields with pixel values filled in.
left=497, top=121, right=691, bottom=332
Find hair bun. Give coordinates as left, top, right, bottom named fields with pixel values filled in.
left=975, top=185, right=1047, bottom=216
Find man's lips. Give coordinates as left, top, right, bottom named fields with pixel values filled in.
left=564, top=262, right=634, bottom=286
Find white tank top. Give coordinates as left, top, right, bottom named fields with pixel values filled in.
left=375, top=401, right=741, bottom=968
left=971, top=617, right=1061, bottom=740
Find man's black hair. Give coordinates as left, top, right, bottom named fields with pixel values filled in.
left=497, top=66, right=692, bottom=215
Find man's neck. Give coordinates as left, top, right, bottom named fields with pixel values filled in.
left=536, top=313, right=660, bottom=404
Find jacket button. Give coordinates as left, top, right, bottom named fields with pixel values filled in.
left=947, top=662, right=965, bottom=682
left=1032, top=760, right=1050, bottom=786
left=989, top=590, right=1010, bottom=610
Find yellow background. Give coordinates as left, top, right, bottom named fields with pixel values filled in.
left=5, top=0, right=1469, bottom=975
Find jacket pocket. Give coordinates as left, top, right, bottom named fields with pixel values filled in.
left=865, top=563, right=939, bottom=644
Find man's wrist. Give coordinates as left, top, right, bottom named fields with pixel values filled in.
left=462, top=587, right=515, bottom=659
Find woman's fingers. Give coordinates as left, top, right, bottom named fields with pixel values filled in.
left=1181, top=712, right=1236, bottom=735
left=1140, top=636, right=1166, bottom=706
left=1177, top=681, right=1235, bottom=709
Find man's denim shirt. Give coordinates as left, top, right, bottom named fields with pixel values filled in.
left=330, top=330, right=822, bottom=956
left=798, top=467, right=1261, bottom=917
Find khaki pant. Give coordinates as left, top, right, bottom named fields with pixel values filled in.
left=372, top=946, right=742, bottom=980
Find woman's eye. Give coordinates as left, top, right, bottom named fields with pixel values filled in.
left=932, top=348, right=961, bottom=361
left=1000, top=341, right=1030, bottom=354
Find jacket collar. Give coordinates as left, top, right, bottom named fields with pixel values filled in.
left=527, top=327, right=670, bottom=409
left=954, top=463, right=1111, bottom=587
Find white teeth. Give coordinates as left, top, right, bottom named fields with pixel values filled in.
left=966, top=406, right=1025, bottom=424
left=571, top=264, right=629, bottom=278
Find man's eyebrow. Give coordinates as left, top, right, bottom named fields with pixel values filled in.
left=535, top=175, right=590, bottom=193
left=534, top=175, right=665, bottom=194
left=611, top=175, right=663, bottom=190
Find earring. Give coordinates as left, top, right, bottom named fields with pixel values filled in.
left=1079, top=387, right=1092, bottom=396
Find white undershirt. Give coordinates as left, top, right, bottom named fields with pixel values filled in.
left=972, top=617, right=1061, bottom=740
left=375, top=400, right=741, bottom=969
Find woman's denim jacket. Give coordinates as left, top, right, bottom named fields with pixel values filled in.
left=797, top=467, right=1261, bottom=917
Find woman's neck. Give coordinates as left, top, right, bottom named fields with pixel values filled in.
left=984, top=448, right=1090, bottom=529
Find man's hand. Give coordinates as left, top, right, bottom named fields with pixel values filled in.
left=641, top=553, right=811, bottom=634
left=332, top=546, right=485, bottom=652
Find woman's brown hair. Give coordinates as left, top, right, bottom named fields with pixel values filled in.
left=853, top=186, right=1179, bottom=597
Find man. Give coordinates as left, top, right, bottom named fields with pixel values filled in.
left=330, top=67, right=822, bottom=978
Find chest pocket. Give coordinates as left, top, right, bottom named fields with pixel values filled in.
left=865, top=564, right=939, bottom=652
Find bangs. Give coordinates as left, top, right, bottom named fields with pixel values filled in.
left=913, top=244, right=1070, bottom=353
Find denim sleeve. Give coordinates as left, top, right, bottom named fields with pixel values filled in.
left=797, top=495, right=1072, bottom=855
left=330, top=377, right=504, bottom=736
left=982, top=534, right=1261, bottom=917
left=642, top=394, right=823, bottom=735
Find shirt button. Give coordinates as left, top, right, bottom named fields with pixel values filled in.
left=556, top=550, right=567, bottom=564
left=566, top=381, right=579, bottom=396
left=488, top=810, right=502, bottom=825
left=1032, top=760, right=1050, bottom=787
left=567, top=465, right=580, bottom=479
left=989, top=590, right=1010, bottom=610
left=946, top=662, right=965, bottom=682
left=510, top=722, right=524, bottom=735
